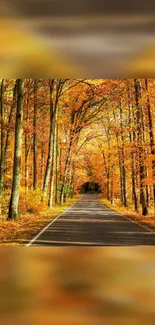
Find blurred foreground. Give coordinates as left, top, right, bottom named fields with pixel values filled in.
left=1, top=1, right=155, bottom=77
left=1, top=248, right=155, bottom=325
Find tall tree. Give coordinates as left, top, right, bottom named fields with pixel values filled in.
left=127, top=81, right=139, bottom=211
left=134, top=79, right=148, bottom=216
left=4, top=81, right=17, bottom=172
left=33, top=80, right=38, bottom=190
left=145, top=79, right=155, bottom=212
left=7, top=79, right=24, bottom=220
left=0, top=79, right=6, bottom=195
left=42, top=79, right=55, bottom=201
left=55, top=122, right=59, bottom=204
left=119, top=99, right=128, bottom=207
left=48, top=103, right=58, bottom=207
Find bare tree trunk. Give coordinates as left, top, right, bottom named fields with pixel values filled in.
left=111, top=166, right=114, bottom=205
left=25, top=133, right=29, bottom=194
left=118, top=152, right=124, bottom=203
left=55, top=122, right=59, bottom=204
left=113, top=110, right=124, bottom=204
left=59, top=145, right=63, bottom=203
left=42, top=80, right=55, bottom=201
left=33, top=80, right=38, bottom=190
left=60, top=109, right=76, bottom=204
left=8, top=79, right=24, bottom=220
left=41, top=142, right=45, bottom=189
left=130, top=120, right=139, bottom=212
left=4, top=81, right=17, bottom=171
left=68, top=160, right=74, bottom=199
left=140, top=86, right=150, bottom=208
left=48, top=106, right=58, bottom=207
left=24, top=83, right=31, bottom=194
left=60, top=135, right=73, bottom=204
left=145, top=79, right=155, bottom=212
left=60, top=148, right=70, bottom=204
left=0, top=79, right=6, bottom=195
left=127, top=82, right=139, bottom=211
left=70, top=161, right=75, bottom=198
left=134, top=79, right=148, bottom=216
left=107, top=156, right=111, bottom=200
left=120, top=100, right=128, bottom=207
left=102, top=150, right=110, bottom=200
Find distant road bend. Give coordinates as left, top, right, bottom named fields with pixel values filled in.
left=27, top=194, right=155, bottom=246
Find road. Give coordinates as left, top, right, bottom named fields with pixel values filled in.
left=27, top=194, right=155, bottom=246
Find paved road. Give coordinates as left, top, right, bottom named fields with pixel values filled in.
left=28, top=194, right=155, bottom=246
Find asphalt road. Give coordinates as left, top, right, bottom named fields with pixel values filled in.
left=27, top=194, right=155, bottom=246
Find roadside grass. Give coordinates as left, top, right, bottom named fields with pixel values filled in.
left=100, top=197, right=155, bottom=232
left=0, top=192, right=80, bottom=246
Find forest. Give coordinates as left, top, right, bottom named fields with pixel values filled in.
left=1, top=79, right=155, bottom=243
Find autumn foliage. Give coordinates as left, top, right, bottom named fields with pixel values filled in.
left=1, top=79, right=155, bottom=226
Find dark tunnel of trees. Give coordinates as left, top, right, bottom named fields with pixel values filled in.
left=79, top=182, right=101, bottom=194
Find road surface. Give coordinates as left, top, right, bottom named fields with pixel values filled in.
left=27, top=194, right=155, bottom=246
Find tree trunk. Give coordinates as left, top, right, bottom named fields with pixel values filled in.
left=60, top=109, right=76, bottom=204
left=140, top=87, right=150, bottom=208
left=0, top=79, right=6, bottom=195
left=33, top=80, right=38, bottom=190
left=42, top=80, right=55, bottom=201
left=145, top=79, right=155, bottom=212
left=8, top=79, right=24, bottom=220
left=60, top=136, right=73, bottom=204
left=24, top=83, right=31, bottom=194
left=107, top=158, right=111, bottom=200
left=25, top=133, right=29, bottom=194
left=48, top=106, right=58, bottom=207
left=70, top=161, right=75, bottom=198
left=55, top=122, right=59, bottom=204
left=111, top=166, right=114, bottom=205
left=127, top=82, right=139, bottom=211
left=113, top=110, right=124, bottom=204
left=4, top=81, right=17, bottom=172
left=120, top=100, right=128, bottom=207
left=134, top=79, right=148, bottom=216
left=41, top=142, right=45, bottom=189
left=102, top=149, right=111, bottom=200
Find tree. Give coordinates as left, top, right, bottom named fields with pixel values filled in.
left=134, top=79, right=148, bottom=216
left=7, top=79, right=24, bottom=220
left=0, top=79, right=6, bottom=195
left=145, top=79, right=155, bottom=212
left=1, top=78, right=155, bottom=224
left=42, top=79, right=55, bottom=201
left=33, top=80, right=38, bottom=190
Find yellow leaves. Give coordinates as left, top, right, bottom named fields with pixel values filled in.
left=19, top=189, right=46, bottom=215
left=0, top=189, right=77, bottom=245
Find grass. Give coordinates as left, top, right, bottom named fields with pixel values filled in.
left=100, top=197, right=155, bottom=232
left=0, top=194, right=80, bottom=246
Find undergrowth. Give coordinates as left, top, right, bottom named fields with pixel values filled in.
left=0, top=189, right=80, bottom=246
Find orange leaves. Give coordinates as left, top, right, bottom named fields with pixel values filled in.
left=2, top=78, right=155, bottom=224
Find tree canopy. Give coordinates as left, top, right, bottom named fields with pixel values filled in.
left=1, top=79, right=155, bottom=225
